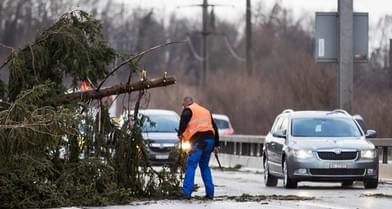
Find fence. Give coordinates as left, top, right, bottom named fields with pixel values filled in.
left=219, top=135, right=392, bottom=164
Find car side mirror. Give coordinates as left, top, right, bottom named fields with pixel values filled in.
left=273, top=130, right=287, bottom=139
left=366, top=129, right=377, bottom=138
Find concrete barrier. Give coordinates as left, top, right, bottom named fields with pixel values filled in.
left=380, top=164, right=392, bottom=181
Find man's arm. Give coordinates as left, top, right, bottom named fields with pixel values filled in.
left=178, top=108, right=192, bottom=137
left=211, top=114, right=220, bottom=147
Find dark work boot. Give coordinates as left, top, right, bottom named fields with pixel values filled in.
left=175, top=191, right=191, bottom=200
left=204, top=195, right=214, bottom=200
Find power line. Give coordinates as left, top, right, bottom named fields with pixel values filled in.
left=178, top=0, right=233, bottom=87
left=222, top=35, right=246, bottom=62
left=185, top=36, right=205, bottom=61
left=178, top=1, right=248, bottom=84
left=186, top=34, right=245, bottom=63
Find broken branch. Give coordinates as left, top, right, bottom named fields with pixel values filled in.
left=57, top=76, right=175, bottom=104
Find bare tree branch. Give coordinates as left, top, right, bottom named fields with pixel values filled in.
left=29, top=44, right=38, bottom=82
left=0, top=58, right=11, bottom=71
left=0, top=42, right=14, bottom=51
left=0, top=117, right=52, bottom=130
left=96, top=41, right=184, bottom=91
left=0, top=101, right=11, bottom=110
left=0, top=43, right=15, bottom=70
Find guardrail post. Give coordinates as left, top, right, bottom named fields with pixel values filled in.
left=250, top=143, right=254, bottom=156
left=239, top=142, right=242, bottom=155
left=257, top=144, right=261, bottom=156
left=382, top=146, right=388, bottom=164
left=233, top=142, right=237, bottom=155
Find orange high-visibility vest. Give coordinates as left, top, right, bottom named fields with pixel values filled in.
left=182, top=103, right=215, bottom=142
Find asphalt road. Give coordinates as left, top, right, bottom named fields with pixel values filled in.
left=87, top=169, right=392, bottom=209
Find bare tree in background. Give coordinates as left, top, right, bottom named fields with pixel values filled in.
left=1, top=0, right=392, bottom=136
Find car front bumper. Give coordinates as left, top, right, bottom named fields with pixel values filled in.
left=147, top=146, right=177, bottom=165
left=286, top=154, right=378, bottom=182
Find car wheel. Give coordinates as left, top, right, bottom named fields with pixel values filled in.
left=364, top=179, right=378, bottom=189
left=341, top=180, right=354, bottom=188
left=283, top=160, right=297, bottom=189
left=264, top=158, right=278, bottom=187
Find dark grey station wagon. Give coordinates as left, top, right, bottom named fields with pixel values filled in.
left=263, top=109, right=378, bottom=189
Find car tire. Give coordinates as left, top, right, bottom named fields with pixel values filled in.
left=264, top=158, right=278, bottom=187
left=341, top=180, right=354, bottom=187
left=283, top=160, right=297, bottom=189
left=364, top=179, right=378, bottom=189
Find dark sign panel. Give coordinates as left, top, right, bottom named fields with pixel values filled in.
left=315, top=12, right=368, bottom=63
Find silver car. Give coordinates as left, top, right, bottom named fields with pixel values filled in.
left=139, top=109, right=180, bottom=164
left=263, top=109, right=378, bottom=189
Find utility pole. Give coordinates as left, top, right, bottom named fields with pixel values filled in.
left=337, top=0, right=353, bottom=112
left=389, top=39, right=392, bottom=88
left=201, top=0, right=209, bottom=87
left=246, top=0, right=253, bottom=76
left=179, top=1, right=232, bottom=87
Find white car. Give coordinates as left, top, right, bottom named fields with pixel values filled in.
left=212, top=114, right=234, bottom=135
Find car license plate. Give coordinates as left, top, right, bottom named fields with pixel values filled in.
left=155, top=154, right=169, bottom=160
left=329, top=163, right=348, bottom=169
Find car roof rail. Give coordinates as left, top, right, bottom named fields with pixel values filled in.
left=282, top=109, right=294, bottom=114
left=330, top=109, right=350, bottom=116
left=352, top=114, right=364, bottom=120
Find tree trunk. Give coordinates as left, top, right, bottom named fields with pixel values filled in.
left=56, top=76, right=175, bottom=104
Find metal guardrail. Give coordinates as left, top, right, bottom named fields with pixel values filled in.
left=219, top=135, right=392, bottom=164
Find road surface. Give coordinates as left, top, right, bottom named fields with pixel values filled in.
left=74, top=169, right=392, bottom=209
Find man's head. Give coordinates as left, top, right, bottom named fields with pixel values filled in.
left=182, top=96, right=193, bottom=107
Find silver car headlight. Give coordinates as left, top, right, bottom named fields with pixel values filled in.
left=294, top=150, right=313, bottom=159
left=361, top=149, right=376, bottom=159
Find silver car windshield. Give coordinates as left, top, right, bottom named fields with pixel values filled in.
left=291, top=118, right=362, bottom=137
left=142, top=114, right=179, bottom=133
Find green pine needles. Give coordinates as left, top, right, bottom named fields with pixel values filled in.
left=7, top=10, right=116, bottom=101
left=0, top=10, right=181, bottom=209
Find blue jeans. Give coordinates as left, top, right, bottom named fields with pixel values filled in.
left=182, top=137, right=215, bottom=197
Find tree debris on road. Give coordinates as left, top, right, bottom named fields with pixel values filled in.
left=361, top=193, right=392, bottom=198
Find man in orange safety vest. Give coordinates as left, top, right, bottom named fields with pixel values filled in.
left=177, top=96, right=219, bottom=200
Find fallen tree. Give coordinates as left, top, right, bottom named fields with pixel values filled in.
left=0, top=10, right=181, bottom=209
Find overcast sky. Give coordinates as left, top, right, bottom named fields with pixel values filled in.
left=113, top=0, right=392, bottom=50
left=119, top=0, right=391, bottom=24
